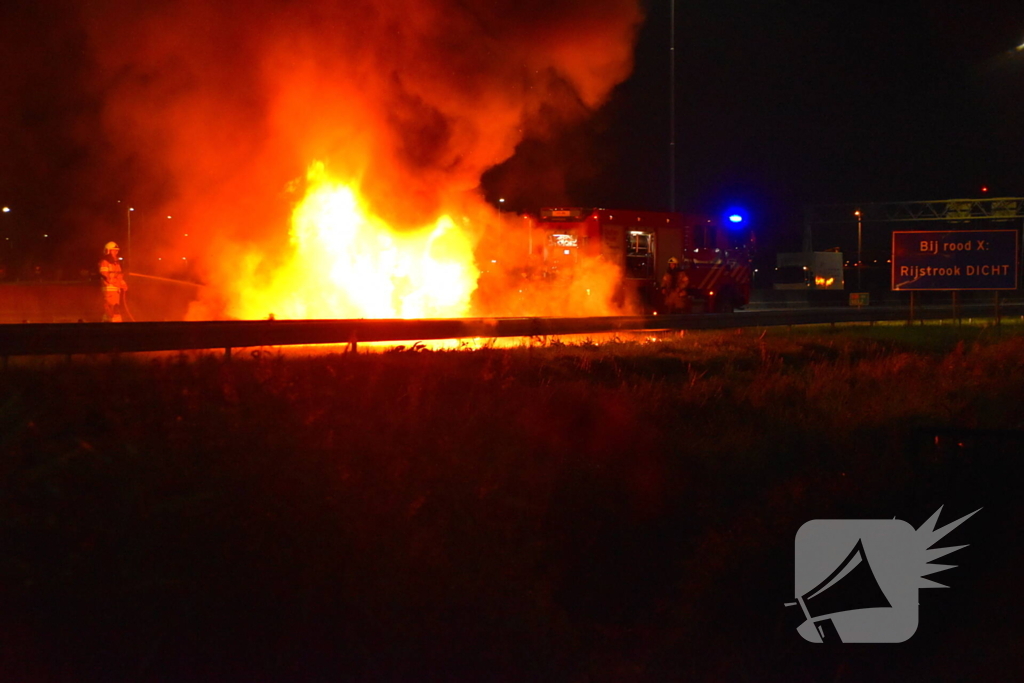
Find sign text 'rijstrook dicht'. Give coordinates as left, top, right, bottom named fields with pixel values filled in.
left=891, top=230, right=1019, bottom=291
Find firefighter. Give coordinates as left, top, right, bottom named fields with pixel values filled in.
left=99, top=241, right=127, bottom=322
left=661, top=257, right=689, bottom=314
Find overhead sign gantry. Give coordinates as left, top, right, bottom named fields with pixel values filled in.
left=806, top=197, right=1024, bottom=226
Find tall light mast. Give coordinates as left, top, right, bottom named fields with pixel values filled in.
left=669, top=0, right=676, bottom=212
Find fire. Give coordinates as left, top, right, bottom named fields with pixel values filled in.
left=85, top=1, right=646, bottom=321
left=229, top=162, right=479, bottom=320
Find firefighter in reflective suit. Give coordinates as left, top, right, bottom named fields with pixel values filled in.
left=99, top=241, right=127, bottom=322
left=661, top=257, right=689, bottom=313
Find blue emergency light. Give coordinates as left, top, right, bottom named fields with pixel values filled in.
left=724, top=207, right=749, bottom=228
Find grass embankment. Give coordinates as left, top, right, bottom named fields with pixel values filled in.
left=2, top=323, right=1023, bottom=680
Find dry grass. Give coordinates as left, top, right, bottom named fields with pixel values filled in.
left=2, top=323, right=1023, bottom=680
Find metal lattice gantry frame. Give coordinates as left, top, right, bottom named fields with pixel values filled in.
left=802, top=198, right=1024, bottom=252
left=807, top=197, right=1024, bottom=225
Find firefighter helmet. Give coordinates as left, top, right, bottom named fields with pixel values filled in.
left=104, top=241, right=120, bottom=252
left=667, top=257, right=679, bottom=265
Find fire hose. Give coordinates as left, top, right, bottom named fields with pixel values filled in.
left=120, top=288, right=136, bottom=322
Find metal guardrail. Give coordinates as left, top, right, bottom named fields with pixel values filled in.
left=0, top=303, right=1021, bottom=358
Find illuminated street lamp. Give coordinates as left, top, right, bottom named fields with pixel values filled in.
left=1, top=207, right=12, bottom=256
left=854, top=209, right=863, bottom=290
left=127, top=206, right=134, bottom=273
left=117, top=200, right=134, bottom=271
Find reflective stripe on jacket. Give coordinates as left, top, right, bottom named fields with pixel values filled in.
left=99, top=258, right=125, bottom=291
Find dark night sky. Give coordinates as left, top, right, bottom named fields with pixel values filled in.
left=2, top=0, right=1022, bottom=270
left=487, top=0, right=1024, bottom=252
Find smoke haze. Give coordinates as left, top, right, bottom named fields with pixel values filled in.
left=3, top=0, right=629, bottom=301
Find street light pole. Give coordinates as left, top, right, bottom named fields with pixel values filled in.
left=1, top=207, right=10, bottom=271
left=669, top=0, right=676, bottom=213
left=127, top=206, right=134, bottom=274
left=854, top=209, right=862, bottom=291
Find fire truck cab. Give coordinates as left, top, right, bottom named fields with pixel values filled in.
left=525, top=207, right=754, bottom=313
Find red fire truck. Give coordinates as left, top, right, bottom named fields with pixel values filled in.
left=523, top=207, right=754, bottom=313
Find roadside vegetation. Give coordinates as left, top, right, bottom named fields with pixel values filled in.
left=2, top=321, right=1023, bottom=680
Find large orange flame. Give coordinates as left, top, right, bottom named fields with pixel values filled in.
left=228, top=162, right=480, bottom=320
